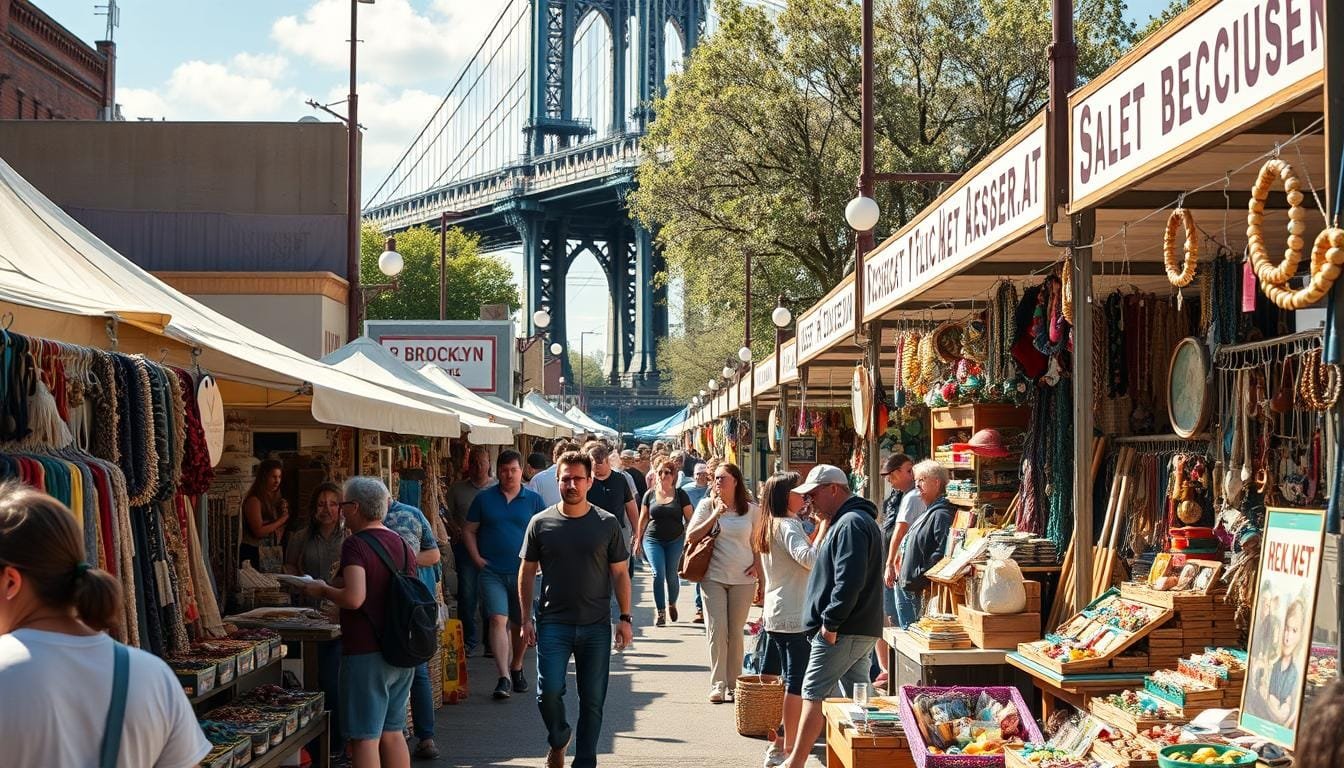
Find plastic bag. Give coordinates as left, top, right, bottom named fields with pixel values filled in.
left=979, top=543, right=1027, bottom=614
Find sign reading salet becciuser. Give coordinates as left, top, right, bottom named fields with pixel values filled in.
left=863, top=122, right=1046, bottom=321
left=797, top=278, right=855, bottom=364
left=1071, top=0, right=1323, bottom=209
left=780, top=342, right=799, bottom=384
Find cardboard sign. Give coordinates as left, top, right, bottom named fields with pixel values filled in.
left=1239, top=506, right=1326, bottom=749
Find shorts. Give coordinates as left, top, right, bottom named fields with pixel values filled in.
left=339, top=652, right=414, bottom=740
left=763, top=631, right=811, bottom=696
left=479, top=567, right=523, bottom=624
left=800, top=632, right=876, bottom=702
left=882, top=585, right=898, bottom=624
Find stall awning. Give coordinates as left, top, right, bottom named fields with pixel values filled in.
left=633, top=406, right=689, bottom=441
left=522, top=393, right=593, bottom=435
left=322, top=338, right=513, bottom=444
left=0, top=156, right=464, bottom=437
left=565, top=406, right=619, bottom=438
left=418, top=364, right=571, bottom=439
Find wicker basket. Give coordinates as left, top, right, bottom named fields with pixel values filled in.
left=734, top=674, right=784, bottom=738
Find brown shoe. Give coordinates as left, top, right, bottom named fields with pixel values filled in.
left=546, top=739, right=570, bottom=768
left=669, top=605, right=678, bottom=622
left=655, top=611, right=666, bottom=627
left=693, top=609, right=704, bottom=624
left=413, top=740, right=440, bottom=760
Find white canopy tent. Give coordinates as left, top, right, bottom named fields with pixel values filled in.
left=0, top=156, right=463, bottom=437
left=417, top=365, right=571, bottom=440
left=321, top=338, right=515, bottom=445
left=522, top=393, right=593, bottom=436
left=565, top=405, right=619, bottom=438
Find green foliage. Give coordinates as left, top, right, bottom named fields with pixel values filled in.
left=359, top=222, right=519, bottom=322
left=567, top=350, right=607, bottom=389
left=1133, top=0, right=1192, bottom=40
left=632, top=0, right=1135, bottom=398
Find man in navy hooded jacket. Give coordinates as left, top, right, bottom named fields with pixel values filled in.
left=782, top=464, right=883, bottom=768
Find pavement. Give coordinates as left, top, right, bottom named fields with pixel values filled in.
left=423, top=568, right=828, bottom=767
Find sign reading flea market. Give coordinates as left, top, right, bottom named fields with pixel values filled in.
left=1070, top=0, right=1323, bottom=208
left=862, top=121, right=1046, bottom=322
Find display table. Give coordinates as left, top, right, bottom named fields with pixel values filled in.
left=229, top=617, right=340, bottom=691
left=1005, top=651, right=1146, bottom=720
left=822, top=698, right=914, bottom=768
left=885, top=628, right=1030, bottom=695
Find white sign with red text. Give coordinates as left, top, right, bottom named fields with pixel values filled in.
left=1071, top=0, right=1323, bottom=207
left=379, top=336, right=497, bottom=392
left=863, top=125, right=1045, bottom=320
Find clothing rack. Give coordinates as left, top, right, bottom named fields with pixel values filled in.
left=1111, top=433, right=1210, bottom=455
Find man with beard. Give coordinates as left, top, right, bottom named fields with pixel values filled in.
left=520, top=451, right=633, bottom=768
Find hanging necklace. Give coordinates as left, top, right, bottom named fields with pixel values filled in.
left=1299, top=348, right=1341, bottom=410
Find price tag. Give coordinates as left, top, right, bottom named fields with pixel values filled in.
left=1242, top=260, right=1257, bottom=313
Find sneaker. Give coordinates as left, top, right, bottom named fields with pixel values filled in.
left=655, top=611, right=666, bottom=627
left=709, top=684, right=725, bottom=703
left=669, top=605, right=679, bottom=622
left=492, top=676, right=512, bottom=700
left=413, top=739, right=440, bottom=760
left=764, top=744, right=788, bottom=767
left=511, top=668, right=529, bottom=693
left=693, top=609, right=704, bottom=624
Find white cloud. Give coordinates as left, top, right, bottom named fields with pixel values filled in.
left=118, top=87, right=171, bottom=120
left=118, top=52, right=300, bottom=121
left=230, top=52, right=289, bottom=80
left=272, top=0, right=515, bottom=89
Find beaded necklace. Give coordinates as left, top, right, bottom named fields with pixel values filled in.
left=1105, top=292, right=1126, bottom=396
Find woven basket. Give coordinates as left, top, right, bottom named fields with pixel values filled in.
left=898, top=685, right=1043, bottom=768
left=734, top=674, right=784, bottom=738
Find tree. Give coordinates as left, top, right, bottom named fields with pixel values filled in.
left=567, top=349, right=607, bottom=389
left=631, top=0, right=1135, bottom=399
left=1133, top=0, right=1190, bottom=39
left=359, top=222, right=519, bottom=322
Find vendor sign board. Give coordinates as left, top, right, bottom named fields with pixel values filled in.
left=864, top=120, right=1046, bottom=321
left=797, top=278, right=855, bottom=364
left=780, top=341, right=799, bottom=385
left=738, top=374, right=751, bottom=404
left=366, top=319, right=513, bottom=399
left=1070, top=0, right=1324, bottom=210
left=754, top=354, right=776, bottom=393
left=1239, top=506, right=1326, bottom=749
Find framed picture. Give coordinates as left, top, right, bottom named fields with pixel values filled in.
left=1238, top=507, right=1327, bottom=749
left=1146, top=554, right=1221, bottom=594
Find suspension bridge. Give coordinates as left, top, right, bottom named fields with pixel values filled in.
left=364, top=0, right=726, bottom=407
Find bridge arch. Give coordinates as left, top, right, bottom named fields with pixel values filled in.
left=664, top=18, right=686, bottom=75
left=572, top=8, right=615, bottom=143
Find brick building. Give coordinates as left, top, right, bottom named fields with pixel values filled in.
left=0, top=0, right=114, bottom=120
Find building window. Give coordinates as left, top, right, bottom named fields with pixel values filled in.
left=14, top=90, right=24, bottom=119
left=32, top=99, right=40, bottom=119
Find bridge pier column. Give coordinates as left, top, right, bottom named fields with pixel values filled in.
left=626, top=222, right=658, bottom=383
left=544, top=219, right=571, bottom=382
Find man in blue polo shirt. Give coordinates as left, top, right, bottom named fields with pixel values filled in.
left=465, top=448, right=546, bottom=700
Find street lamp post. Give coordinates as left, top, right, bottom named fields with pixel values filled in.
left=346, top=0, right=376, bottom=343
left=516, top=309, right=553, bottom=404
left=772, top=297, right=792, bottom=471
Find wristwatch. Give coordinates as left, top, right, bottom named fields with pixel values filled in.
left=618, top=614, right=634, bottom=624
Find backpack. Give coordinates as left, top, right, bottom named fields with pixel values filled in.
left=354, top=531, right=439, bottom=667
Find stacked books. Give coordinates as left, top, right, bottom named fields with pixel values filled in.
left=982, top=530, right=1060, bottom=566
left=908, top=613, right=973, bottom=650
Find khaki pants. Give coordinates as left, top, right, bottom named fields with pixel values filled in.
left=701, top=580, right=755, bottom=691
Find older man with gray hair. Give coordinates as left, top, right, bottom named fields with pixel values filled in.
left=304, top=476, right=420, bottom=768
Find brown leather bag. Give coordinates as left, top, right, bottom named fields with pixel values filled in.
left=678, top=523, right=719, bottom=582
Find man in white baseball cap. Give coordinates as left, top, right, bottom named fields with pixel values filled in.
left=782, top=464, right=883, bottom=768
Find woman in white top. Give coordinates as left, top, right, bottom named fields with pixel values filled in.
left=685, top=461, right=762, bottom=703
left=754, top=471, right=826, bottom=767
left=0, top=482, right=210, bottom=767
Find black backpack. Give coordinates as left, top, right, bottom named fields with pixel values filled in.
left=354, top=531, right=439, bottom=667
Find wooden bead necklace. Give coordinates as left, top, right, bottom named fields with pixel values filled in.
left=1247, top=159, right=1344, bottom=310
left=1299, top=348, right=1341, bottom=410
left=1163, top=208, right=1199, bottom=288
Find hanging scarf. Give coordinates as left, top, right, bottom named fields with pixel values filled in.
left=173, top=368, right=215, bottom=495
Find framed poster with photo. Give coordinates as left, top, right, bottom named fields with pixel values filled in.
left=1238, top=507, right=1327, bottom=749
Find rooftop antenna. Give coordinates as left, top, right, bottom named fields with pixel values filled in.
left=95, top=0, right=120, bottom=41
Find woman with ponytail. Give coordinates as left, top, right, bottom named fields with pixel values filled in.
left=0, top=482, right=210, bottom=767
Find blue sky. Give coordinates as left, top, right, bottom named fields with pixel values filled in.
left=39, top=0, right=1174, bottom=360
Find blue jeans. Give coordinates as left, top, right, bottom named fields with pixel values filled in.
left=411, top=662, right=434, bottom=740
left=452, top=542, right=480, bottom=649
left=537, top=621, right=612, bottom=768
left=695, top=583, right=702, bottom=610
left=894, top=587, right=920, bottom=628
left=642, top=536, right=684, bottom=612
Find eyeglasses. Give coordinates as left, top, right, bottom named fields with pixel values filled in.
left=659, top=470, right=675, bottom=476
left=338, top=501, right=358, bottom=509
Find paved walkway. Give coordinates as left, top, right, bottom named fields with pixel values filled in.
left=427, top=569, right=828, bottom=767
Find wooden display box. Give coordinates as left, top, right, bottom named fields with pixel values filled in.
left=1017, top=589, right=1174, bottom=674
left=1089, top=695, right=1183, bottom=734
left=1120, top=582, right=1217, bottom=609
left=958, top=605, right=1041, bottom=649
left=823, top=699, right=914, bottom=768
left=1091, top=737, right=1160, bottom=768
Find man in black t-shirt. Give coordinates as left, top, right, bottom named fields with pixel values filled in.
left=584, top=443, right=637, bottom=545
left=520, top=451, right=632, bottom=768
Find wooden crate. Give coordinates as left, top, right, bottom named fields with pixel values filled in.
left=959, top=605, right=1041, bottom=649
left=1090, top=696, right=1184, bottom=734
left=1120, top=583, right=1215, bottom=609
left=1092, top=737, right=1160, bottom=768
left=824, top=700, right=915, bottom=768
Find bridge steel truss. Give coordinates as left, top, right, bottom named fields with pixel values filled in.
left=365, top=0, right=704, bottom=387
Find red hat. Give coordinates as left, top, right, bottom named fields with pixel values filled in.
left=951, top=428, right=1012, bottom=458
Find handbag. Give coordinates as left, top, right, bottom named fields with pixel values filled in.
left=678, top=522, right=719, bottom=582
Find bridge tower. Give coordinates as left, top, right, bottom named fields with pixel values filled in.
left=517, top=0, right=704, bottom=386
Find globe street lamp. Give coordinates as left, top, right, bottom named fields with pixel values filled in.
left=360, top=236, right=403, bottom=330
